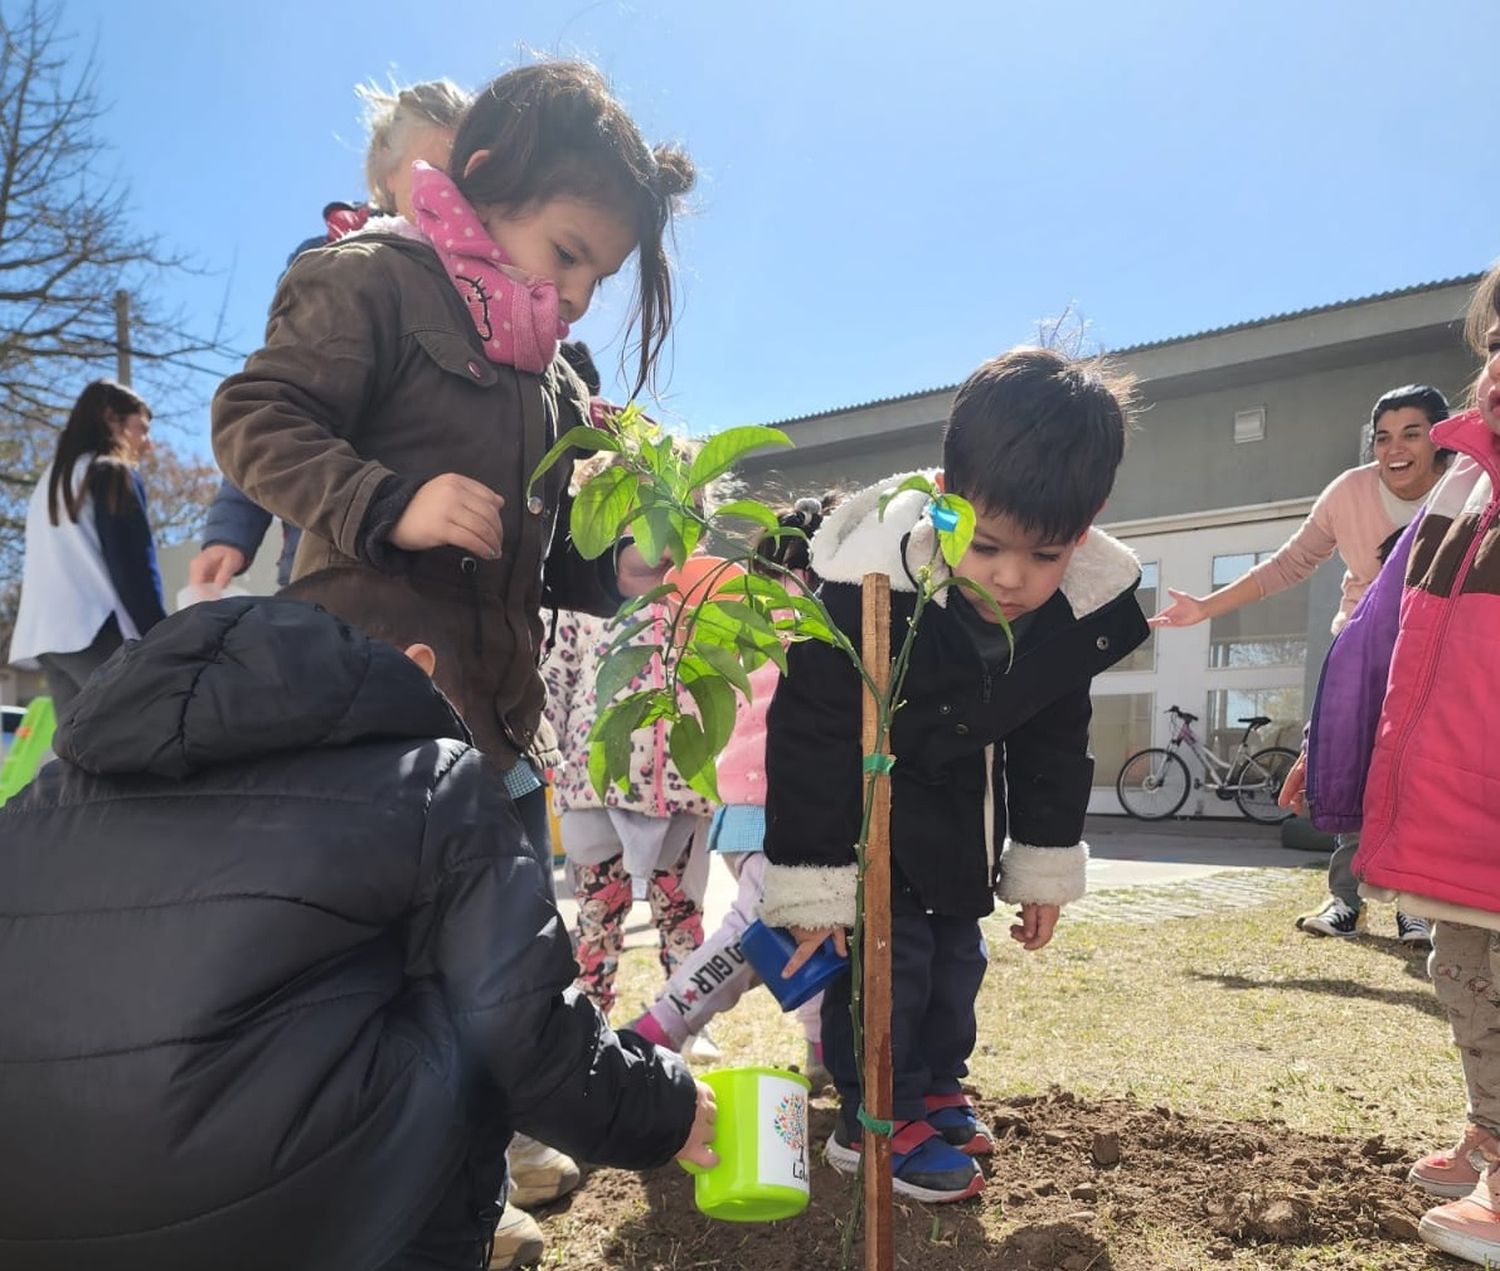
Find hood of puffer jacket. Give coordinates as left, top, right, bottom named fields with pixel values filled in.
left=810, top=470, right=1140, bottom=619
left=53, top=596, right=469, bottom=779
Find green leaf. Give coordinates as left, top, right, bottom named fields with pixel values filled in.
left=628, top=504, right=675, bottom=568
left=587, top=693, right=654, bottom=796
left=735, top=624, right=788, bottom=673
left=711, top=499, right=781, bottom=531
left=877, top=473, right=937, bottom=521
left=669, top=716, right=719, bottom=801
left=681, top=668, right=738, bottom=755
left=614, top=582, right=678, bottom=622
left=944, top=575, right=1013, bottom=660
left=716, top=600, right=779, bottom=639
left=685, top=426, right=792, bottom=490
left=605, top=614, right=657, bottom=653
left=692, top=643, right=753, bottom=697
left=716, top=573, right=793, bottom=608
left=527, top=425, right=621, bottom=492
left=594, top=645, right=655, bottom=707
left=571, top=466, right=638, bottom=559
left=587, top=737, right=611, bottom=800
left=935, top=494, right=977, bottom=568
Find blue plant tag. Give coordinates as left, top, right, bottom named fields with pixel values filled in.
left=930, top=499, right=960, bottom=532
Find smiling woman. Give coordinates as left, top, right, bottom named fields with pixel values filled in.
left=1150, top=382, right=1451, bottom=639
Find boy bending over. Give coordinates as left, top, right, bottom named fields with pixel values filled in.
left=762, top=348, right=1146, bottom=1202
left=0, top=592, right=713, bottom=1270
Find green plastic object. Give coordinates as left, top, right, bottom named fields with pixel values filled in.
left=679, top=1066, right=812, bottom=1222
left=0, top=696, right=56, bottom=807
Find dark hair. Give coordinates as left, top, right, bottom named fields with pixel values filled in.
left=942, top=348, right=1132, bottom=543
left=47, top=379, right=149, bottom=527
left=753, top=493, right=837, bottom=586
left=279, top=569, right=467, bottom=718
left=1370, top=384, right=1449, bottom=432
left=1466, top=262, right=1500, bottom=403
left=449, top=61, right=695, bottom=398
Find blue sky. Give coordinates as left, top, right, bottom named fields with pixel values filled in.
left=74, top=0, right=1494, bottom=450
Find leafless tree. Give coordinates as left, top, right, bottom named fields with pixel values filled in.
left=0, top=4, right=237, bottom=660
left=0, top=0, right=235, bottom=648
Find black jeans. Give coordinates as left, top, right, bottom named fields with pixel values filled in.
left=822, top=906, right=988, bottom=1136
left=37, top=615, right=123, bottom=713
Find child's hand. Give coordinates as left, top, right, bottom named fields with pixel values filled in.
left=390, top=473, right=504, bottom=558
left=1010, top=903, right=1059, bottom=951
left=674, top=1079, right=719, bottom=1168
left=1279, top=748, right=1309, bottom=816
left=617, top=540, right=670, bottom=597
left=785, top=926, right=848, bottom=977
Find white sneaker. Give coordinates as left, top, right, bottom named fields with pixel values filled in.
left=683, top=1029, right=722, bottom=1065
left=506, top=1133, right=580, bottom=1209
left=488, top=1201, right=544, bottom=1269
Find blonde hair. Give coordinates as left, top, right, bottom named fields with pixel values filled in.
left=1465, top=261, right=1500, bottom=405
left=354, top=79, right=471, bottom=212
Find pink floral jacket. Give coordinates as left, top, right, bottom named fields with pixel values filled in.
left=541, top=605, right=715, bottom=818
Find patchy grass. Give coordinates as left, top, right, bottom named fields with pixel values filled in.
left=544, top=868, right=1468, bottom=1269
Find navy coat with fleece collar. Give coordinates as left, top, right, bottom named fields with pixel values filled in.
left=761, top=475, right=1150, bottom=926
left=0, top=597, right=696, bottom=1271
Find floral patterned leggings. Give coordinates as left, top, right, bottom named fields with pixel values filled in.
left=572, top=848, right=705, bottom=1016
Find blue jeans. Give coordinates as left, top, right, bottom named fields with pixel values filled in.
left=822, top=907, right=988, bottom=1135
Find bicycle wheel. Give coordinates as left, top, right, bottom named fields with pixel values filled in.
left=1234, top=746, right=1299, bottom=824
left=1116, top=748, right=1191, bottom=820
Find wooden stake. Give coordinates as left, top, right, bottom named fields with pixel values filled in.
left=860, top=571, right=893, bottom=1271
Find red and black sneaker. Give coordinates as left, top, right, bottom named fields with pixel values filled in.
left=825, top=1119, right=984, bottom=1202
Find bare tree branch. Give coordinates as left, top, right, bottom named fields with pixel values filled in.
left=0, top=0, right=238, bottom=615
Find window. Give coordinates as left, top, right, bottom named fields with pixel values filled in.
left=1090, top=692, right=1154, bottom=787
left=1107, top=562, right=1157, bottom=673
left=1206, top=685, right=1305, bottom=753
left=1208, top=551, right=1308, bottom=669
left=1233, top=407, right=1266, bottom=444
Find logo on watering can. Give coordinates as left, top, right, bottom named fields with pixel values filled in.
left=759, top=1078, right=810, bottom=1188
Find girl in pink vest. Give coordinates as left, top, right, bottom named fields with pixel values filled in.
left=631, top=498, right=835, bottom=1087
left=1312, top=263, right=1500, bottom=1266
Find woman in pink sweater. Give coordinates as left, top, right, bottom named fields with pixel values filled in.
left=631, top=498, right=833, bottom=1086
left=1152, top=383, right=1451, bottom=942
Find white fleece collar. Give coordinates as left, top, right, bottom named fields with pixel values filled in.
left=810, top=470, right=1141, bottom=619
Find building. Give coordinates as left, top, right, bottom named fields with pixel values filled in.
left=735, top=275, right=1482, bottom=816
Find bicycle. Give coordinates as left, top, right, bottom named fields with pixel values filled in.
left=1115, top=705, right=1299, bottom=824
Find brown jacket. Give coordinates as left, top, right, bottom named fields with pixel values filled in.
left=212, top=232, right=618, bottom=767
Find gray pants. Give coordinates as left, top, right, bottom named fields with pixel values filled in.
left=36, top=616, right=122, bottom=713
left=1328, top=832, right=1361, bottom=909
left=1431, top=922, right=1500, bottom=1137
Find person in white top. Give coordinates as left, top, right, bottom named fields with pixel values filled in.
left=9, top=380, right=165, bottom=711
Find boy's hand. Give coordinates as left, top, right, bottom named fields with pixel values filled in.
left=674, top=1079, right=719, bottom=1168
left=784, top=926, right=848, bottom=977
left=1279, top=747, right=1309, bottom=816
left=390, top=473, right=504, bottom=558
left=1010, top=903, right=1059, bottom=951
left=617, top=540, right=670, bottom=597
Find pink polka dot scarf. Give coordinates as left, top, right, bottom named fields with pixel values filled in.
left=408, top=161, right=569, bottom=374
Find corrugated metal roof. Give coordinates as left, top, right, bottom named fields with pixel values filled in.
left=767, top=272, right=1483, bottom=428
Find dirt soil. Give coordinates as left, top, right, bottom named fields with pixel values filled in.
left=537, top=1088, right=1444, bottom=1269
